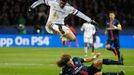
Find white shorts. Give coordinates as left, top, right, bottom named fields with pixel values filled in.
left=45, top=25, right=53, bottom=34
left=62, top=25, right=70, bottom=34
left=45, top=24, right=70, bottom=34
left=84, top=37, right=93, bottom=44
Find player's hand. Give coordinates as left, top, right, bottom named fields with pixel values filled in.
left=111, top=25, right=117, bottom=29
left=109, top=25, right=118, bottom=30
left=27, top=7, right=35, bottom=15
left=28, top=8, right=32, bottom=12
left=95, top=53, right=101, bottom=58
left=90, top=20, right=98, bottom=26
left=28, top=7, right=33, bottom=12
left=91, top=53, right=101, bottom=60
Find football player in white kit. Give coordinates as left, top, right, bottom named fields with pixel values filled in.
left=29, top=0, right=96, bottom=46
left=81, top=22, right=96, bottom=56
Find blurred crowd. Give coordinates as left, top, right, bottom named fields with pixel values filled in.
left=0, top=0, right=134, bottom=28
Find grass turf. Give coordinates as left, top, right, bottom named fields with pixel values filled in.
left=0, top=48, right=134, bottom=75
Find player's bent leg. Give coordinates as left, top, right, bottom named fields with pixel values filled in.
left=61, top=32, right=75, bottom=46
left=62, top=26, right=76, bottom=41
left=64, top=32, right=76, bottom=41
left=92, top=59, right=124, bottom=75
left=106, top=44, right=114, bottom=52
left=93, top=58, right=123, bottom=68
left=106, top=44, right=117, bottom=56
left=59, top=25, right=76, bottom=46
left=114, top=40, right=121, bottom=61
left=106, top=44, right=111, bottom=50
left=48, top=23, right=66, bottom=39
left=94, top=68, right=125, bottom=75
left=46, top=22, right=60, bottom=34
left=102, top=71, right=125, bottom=75
left=103, top=59, right=123, bottom=65
left=94, top=71, right=125, bottom=75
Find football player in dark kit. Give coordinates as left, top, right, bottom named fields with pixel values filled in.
left=57, top=53, right=124, bottom=75
left=104, top=11, right=122, bottom=61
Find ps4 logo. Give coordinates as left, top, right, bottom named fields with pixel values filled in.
left=0, top=36, right=50, bottom=47
left=31, top=36, right=50, bottom=46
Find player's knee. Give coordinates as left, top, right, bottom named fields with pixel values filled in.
left=93, top=59, right=103, bottom=67
left=68, top=35, right=76, bottom=41
left=94, top=72, right=102, bottom=75
left=106, top=44, right=111, bottom=50
left=69, top=38, right=76, bottom=41
left=96, top=59, right=103, bottom=64
left=93, top=59, right=102, bottom=69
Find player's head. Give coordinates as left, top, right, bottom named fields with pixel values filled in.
left=109, top=11, right=116, bottom=20
left=59, top=0, right=67, bottom=8
left=56, top=54, right=71, bottom=67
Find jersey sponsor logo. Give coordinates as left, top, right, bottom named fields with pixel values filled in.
left=73, top=66, right=83, bottom=74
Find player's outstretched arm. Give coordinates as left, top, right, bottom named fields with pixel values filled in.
left=31, top=0, right=45, bottom=8
left=29, top=0, right=46, bottom=11
left=84, top=53, right=101, bottom=62
left=75, top=11, right=92, bottom=22
left=74, top=11, right=98, bottom=25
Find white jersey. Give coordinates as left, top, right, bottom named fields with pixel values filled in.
left=31, top=0, right=91, bottom=25
left=45, top=0, right=78, bottom=24
left=30, top=0, right=92, bottom=33
left=81, top=23, right=96, bottom=38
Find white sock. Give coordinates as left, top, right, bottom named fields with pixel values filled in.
left=84, top=47, right=88, bottom=54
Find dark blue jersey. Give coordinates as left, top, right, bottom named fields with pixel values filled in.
left=60, top=57, right=89, bottom=75
left=106, top=19, right=121, bottom=40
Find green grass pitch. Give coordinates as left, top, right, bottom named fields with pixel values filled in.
left=0, top=48, right=134, bottom=75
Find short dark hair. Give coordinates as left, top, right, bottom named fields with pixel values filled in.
left=56, top=54, right=71, bottom=67
left=109, top=11, right=116, bottom=15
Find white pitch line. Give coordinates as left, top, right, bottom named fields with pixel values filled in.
left=106, top=65, right=134, bottom=68
left=0, top=63, right=45, bottom=66
left=0, top=63, right=134, bottom=68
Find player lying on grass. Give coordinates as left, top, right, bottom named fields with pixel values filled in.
left=29, top=0, right=97, bottom=45
left=57, top=53, right=125, bottom=75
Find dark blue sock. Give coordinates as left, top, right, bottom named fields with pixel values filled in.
left=103, top=72, right=119, bottom=75
left=117, top=49, right=121, bottom=61
left=103, top=59, right=121, bottom=65
left=92, top=45, right=94, bottom=52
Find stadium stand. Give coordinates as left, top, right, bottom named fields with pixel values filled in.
left=0, top=0, right=134, bottom=34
